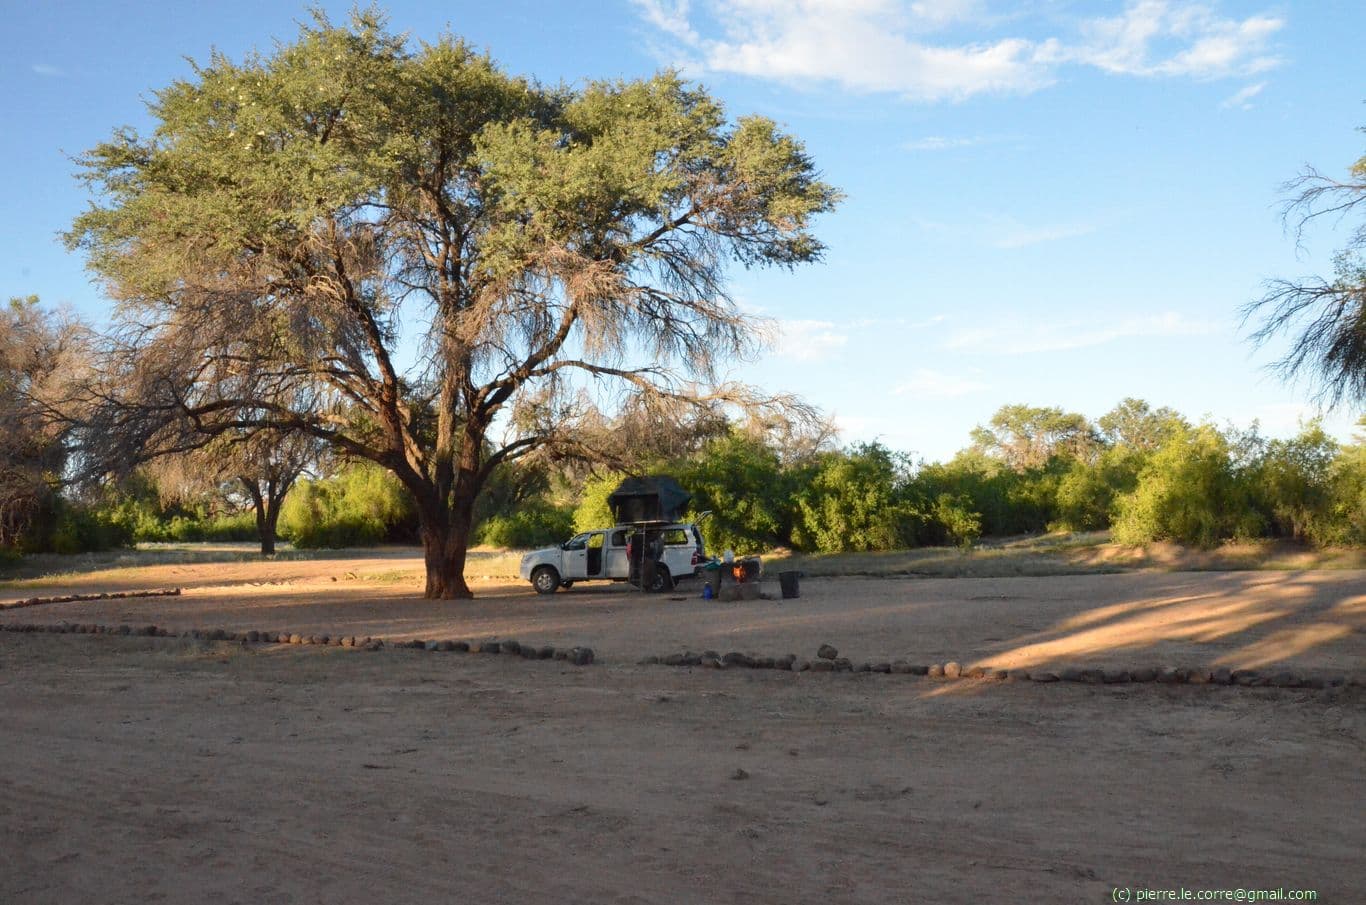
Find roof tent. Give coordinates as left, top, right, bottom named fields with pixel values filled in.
left=607, top=475, right=691, bottom=525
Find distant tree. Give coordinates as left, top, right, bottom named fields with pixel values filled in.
left=67, top=11, right=838, bottom=597
left=970, top=404, right=1099, bottom=472
left=147, top=431, right=327, bottom=555
left=0, top=297, right=90, bottom=549
left=1097, top=398, right=1188, bottom=451
left=1245, top=125, right=1366, bottom=408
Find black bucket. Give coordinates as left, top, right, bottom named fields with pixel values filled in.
left=778, top=570, right=800, bottom=599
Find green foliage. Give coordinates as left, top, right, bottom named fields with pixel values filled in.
left=1249, top=421, right=1340, bottom=542
left=1112, top=425, right=1263, bottom=547
left=281, top=463, right=417, bottom=548
left=793, top=444, right=920, bottom=553
left=476, top=501, right=575, bottom=548
left=677, top=434, right=795, bottom=554
left=573, top=471, right=625, bottom=534
left=25, top=498, right=131, bottom=555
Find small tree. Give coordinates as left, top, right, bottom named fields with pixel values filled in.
left=147, top=431, right=326, bottom=554
left=68, top=10, right=838, bottom=597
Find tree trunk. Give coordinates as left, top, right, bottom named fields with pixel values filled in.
left=253, top=499, right=277, bottom=556
left=419, top=504, right=475, bottom=599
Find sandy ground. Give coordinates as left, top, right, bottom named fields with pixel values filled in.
left=3, top=553, right=1363, bottom=673
left=2, top=556, right=1364, bottom=903
left=1, top=633, right=1362, bottom=904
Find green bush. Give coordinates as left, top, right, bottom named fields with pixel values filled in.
left=793, top=444, right=920, bottom=553
left=281, top=463, right=417, bottom=548
left=678, top=435, right=796, bottom=554
left=476, top=501, right=575, bottom=548
left=1112, top=425, right=1262, bottom=547
left=573, top=471, right=625, bottom=534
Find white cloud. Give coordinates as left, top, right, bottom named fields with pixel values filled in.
left=993, top=222, right=1096, bottom=249
left=31, top=64, right=65, bottom=77
left=634, top=1, right=1285, bottom=102
left=893, top=367, right=988, bottom=397
left=1220, top=81, right=1266, bottom=110
left=903, top=134, right=997, bottom=151
left=1051, top=1, right=1282, bottom=78
left=946, top=311, right=1219, bottom=355
left=778, top=318, right=849, bottom=361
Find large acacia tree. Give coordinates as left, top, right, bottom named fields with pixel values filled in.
left=69, top=11, right=838, bottom=597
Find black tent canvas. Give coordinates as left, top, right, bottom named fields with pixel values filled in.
left=607, top=476, right=691, bottom=525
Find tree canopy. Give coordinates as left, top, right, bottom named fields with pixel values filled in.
left=67, top=9, right=839, bottom=597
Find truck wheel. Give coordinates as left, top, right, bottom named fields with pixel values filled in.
left=648, top=566, right=673, bottom=593
left=531, top=566, right=561, bottom=595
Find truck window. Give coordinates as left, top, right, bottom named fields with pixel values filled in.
left=661, top=528, right=688, bottom=545
left=610, top=529, right=629, bottom=547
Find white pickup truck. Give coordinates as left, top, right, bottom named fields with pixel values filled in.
left=519, top=523, right=707, bottom=594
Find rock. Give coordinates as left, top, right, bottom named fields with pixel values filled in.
left=985, top=669, right=1008, bottom=681
left=638, top=655, right=660, bottom=665
left=315, top=634, right=329, bottom=645
left=927, top=664, right=944, bottom=678
left=731, top=768, right=749, bottom=780
left=702, top=650, right=721, bottom=661
left=1303, top=675, right=1326, bottom=690
left=246, top=630, right=261, bottom=643
left=1187, top=669, right=1211, bottom=685
left=1270, top=672, right=1300, bottom=688
left=1233, top=670, right=1261, bottom=686
left=1102, top=669, right=1131, bottom=684
left=722, top=652, right=753, bottom=668
left=1081, top=669, right=1106, bottom=684
left=809, top=660, right=834, bottom=672
left=424, top=640, right=441, bottom=651
left=553, top=649, right=569, bottom=660
left=832, top=658, right=852, bottom=672
left=1006, top=669, right=1030, bottom=681
left=437, top=641, right=456, bottom=652
left=1323, top=674, right=1346, bottom=687
left=701, top=656, right=722, bottom=669
left=288, top=634, right=303, bottom=645
left=754, top=657, right=776, bottom=669
left=909, top=665, right=930, bottom=676
left=1030, top=671, right=1059, bottom=682
left=963, top=665, right=986, bottom=679
left=339, top=635, right=355, bottom=648
left=776, top=654, right=796, bottom=669
left=891, top=660, right=911, bottom=674
left=943, top=662, right=961, bottom=679
left=453, top=641, right=470, bottom=652
left=817, top=644, right=838, bottom=660
left=1130, top=667, right=1157, bottom=683
left=1059, top=667, right=1085, bottom=682
left=854, top=662, right=871, bottom=673
left=117, top=625, right=132, bottom=636
left=791, top=659, right=809, bottom=672
left=482, top=642, right=501, bottom=654
left=662, top=653, right=688, bottom=666
left=872, top=662, right=892, bottom=674
left=520, top=646, right=539, bottom=659
left=568, top=647, right=594, bottom=666
left=1155, top=667, right=1181, bottom=684
left=501, top=640, right=522, bottom=655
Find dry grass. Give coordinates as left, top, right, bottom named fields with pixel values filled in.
left=763, top=532, right=1365, bottom=579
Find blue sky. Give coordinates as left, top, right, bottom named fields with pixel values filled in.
left=3, top=0, right=1363, bottom=461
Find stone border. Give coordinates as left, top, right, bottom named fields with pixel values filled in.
left=2, top=588, right=182, bottom=610
left=0, top=621, right=594, bottom=666
left=636, top=645, right=1358, bottom=690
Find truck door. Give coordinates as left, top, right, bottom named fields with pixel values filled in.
left=562, top=533, right=591, bottom=579
left=605, top=528, right=631, bottom=577
left=586, top=531, right=605, bottom=577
